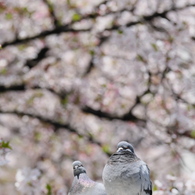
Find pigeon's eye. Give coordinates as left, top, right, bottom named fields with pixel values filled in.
left=126, top=148, right=132, bottom=152
left=123, top=147, right=132, bottom=152
left=117, top=147, right=132, bottom=153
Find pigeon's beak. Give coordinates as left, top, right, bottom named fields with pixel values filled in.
left=117, top=147, right=123, bottom=152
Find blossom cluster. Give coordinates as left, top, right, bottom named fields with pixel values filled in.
left=154, top=174, right=195, bottom=195
left=0, top=139, right=11, bottom=166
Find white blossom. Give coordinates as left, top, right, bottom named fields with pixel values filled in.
left=0, top=139, right=11, bottom=166
left=15, top=167, right=42, bottom=195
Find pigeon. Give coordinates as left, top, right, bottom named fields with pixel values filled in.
left=102, top=141, right=152, bottom=195
left=68, top=160, right=107, bottom=195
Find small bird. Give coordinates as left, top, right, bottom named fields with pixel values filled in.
left=102, top=141, right=152, bottom=195
left=68, top=161, right=107, bottom=195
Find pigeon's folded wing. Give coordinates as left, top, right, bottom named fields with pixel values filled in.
left=140, top=164, right=152, bottom=195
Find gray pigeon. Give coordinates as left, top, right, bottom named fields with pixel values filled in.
left=102, top=141, right=152, bottom=195
left=68, top=160, right=107, bottom=195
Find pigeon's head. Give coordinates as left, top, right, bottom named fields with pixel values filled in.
left=72, top=161, right=86, bottom=178
left=116, top=141, right=134, bottom=153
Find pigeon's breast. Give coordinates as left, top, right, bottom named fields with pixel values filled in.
left=103, top=159, right=142, bottom=195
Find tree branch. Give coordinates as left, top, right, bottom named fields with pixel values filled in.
left=0, top=110, right=102, bottom=147
left=2, top=26, right=91, bottom=48
left=0, top=83, right=68, bottom=98
left=2, top=3, right=195, bottom=48
left=81, top=106, right=146, bottom=124
left=42, top=0, right=59, bottom=27
left=24, top=47, right=49, bottom=69
left=0, top=84, right=25, bottom=92
left=83, top=33, right=111, bottom=76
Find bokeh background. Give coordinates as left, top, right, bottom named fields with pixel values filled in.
left=0, top=0, right=195, bottom=194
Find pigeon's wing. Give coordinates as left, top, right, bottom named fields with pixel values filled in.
left=68, top=178, right=85, bottom=195
left=140, top=164, right=152, bottom=195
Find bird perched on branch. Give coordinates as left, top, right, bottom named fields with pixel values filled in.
left=68, top=160, right=107, bottom=195
left=102, top=141, right=152, bottom=195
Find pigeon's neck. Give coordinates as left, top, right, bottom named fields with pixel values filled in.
left=77, top=172, right=94, bottom=183
left=111, top=151, right=139, bottom=163
left=75, top=172, right=96, bottom=189
left=70, top=173, right=93, bottom=194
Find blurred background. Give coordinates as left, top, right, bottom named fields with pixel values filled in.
left=0, top=0, right=195, bottom=194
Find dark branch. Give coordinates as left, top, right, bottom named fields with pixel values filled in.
left=83, top=33, right=111, bottom=76
left=2, top=26, right=91, bottom=48
left=0, top=83, right=68, bottom=98
left=0, top=110, right=102, bottom=147
left=2, top=3, right=195, bottom=48
left=122, top=89, right=151, bottom=121
left=0, top=84, right=25, bottom=92
left=144, top=3, right=195, bottom=21
left=24, top=47, right=49, bottom=69
left=84, top=55, right=95, bottom=76
left=31, top=85, right=68, bottom=98
left=42, top=0, right=59, bottom=27
left=82, top=106, right=146, bottom=124
left=105, top=21, right=140, bottom=31
left=94, top=0, right=109, bottom=10
left=143, top=3, right=195, bottom=24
